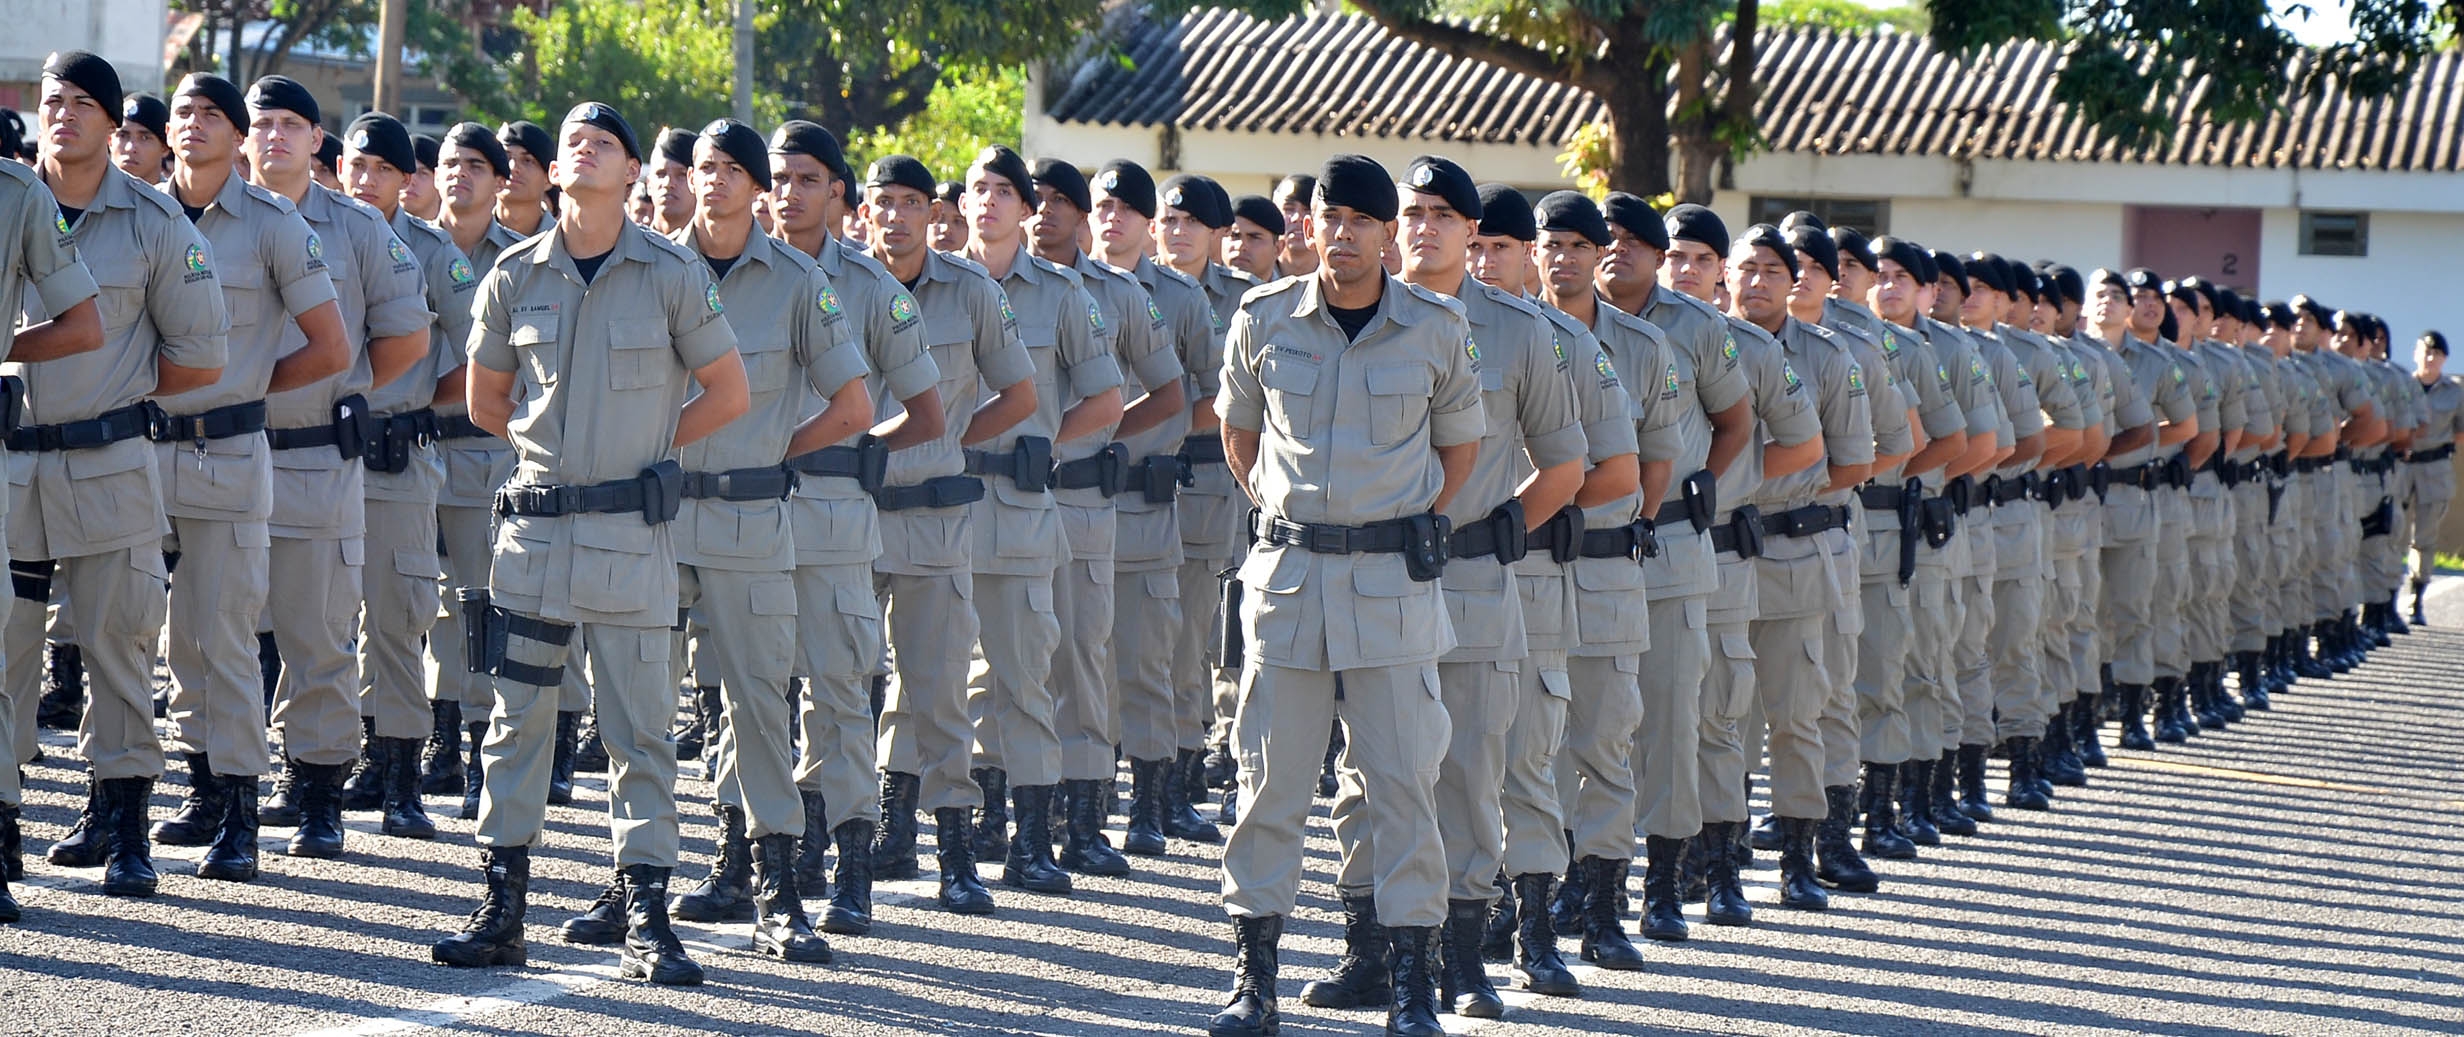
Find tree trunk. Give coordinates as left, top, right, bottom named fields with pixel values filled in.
left=1602, top=58, right=1672, bottom=197
left=1672, top=36, right=1717, bottom=205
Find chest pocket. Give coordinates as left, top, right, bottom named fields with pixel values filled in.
left=741, top=344, right=794, bottom=394
left=93, top=256, right=150, bottom=334
left=219, top=263, right=266, bottom=328
left=927, top=334, right=974, bottom=399
left=607, top=318, right=671, bottom=390
left=511, top=314, right=561, bottom=391
left=1478, top=366, right=1513, bottom=436
left=1366, top=362, right=1431, bottom=446
left=1258, top=352, right=1319, bottom=438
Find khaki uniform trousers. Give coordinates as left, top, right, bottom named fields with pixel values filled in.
left=2149, top=488, right=2195, bottom=678
left=2099, top=485, right=2160, bottom=686
left=4, top=592, right=50, bottom=768
left=1177, top=553, right=1236, bottom=753
left=1989, top=505, right=2050, bottom=743
left=1224, top=659, right=1449, bottom=929
left=163, top=516, right=273, bottom=776
left=478, top=621, right=677, bottom=865
left=1897, top=553, right=1956, bottom=763
left=678, top=564, right=802, bottom=839
left=1953, top=567, right=1998, bottom=748
left=1619, top=595, right=1703, bottom=841
left=2185, top=477, right=2236, bottom=663
left=1053, top=502, right=1118, bottom=782
left=2408, top=460, right=2454, bottom=587
left=361, top=495, right=442, bottom=740
left=1500, top=647, right=1573, bottom=877
left=876, top=567, right=982, bottom=812
left=2363, top=467, right=2406, bottom=596
left=792, top=559, right=883, bottom=829
left=1854, top=539, right=1917, bottom=767
left=267, top=535, right=365, bottom=766
left=2229, top=480, right=2275, bottom=653
left=1816, top=525, right=1865, bottom=787
left=1336, top=657, right=1513, bottom=904
left=2308, top=469, right=2347, bottom=620
left=3, top=548, right=166, bottom=784
left=1696, top=550, right=1759, bottom=825
left=430, top=502, right=495, bottom=709
left=2046, top=500, right=2099, bottom=704
left=968, top=571, right=1064, bottom=789
left=0, top=587, right=13, bottom=805
left=1114, top=564, right=1181, bottom=762
left=1740, top=535, right=1834, bottom=821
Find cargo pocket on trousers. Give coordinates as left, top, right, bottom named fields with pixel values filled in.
left=1714, top=631, right=1757, bottom=721
left=570, top=520, right=658, bottom=615
left=69, top=446, right=162, bottom=545
left=744, top=573, right=800, bottom=675
left=393, top=545, right=443, bottom=623
left=831, top=582, right=884, bottom=675
left=107, top=549, right=171, bottom=638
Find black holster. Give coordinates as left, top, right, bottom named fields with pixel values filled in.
left=638, top=459, right=684, bottom=525
left=1896, top=477, right=1924, bottom=586
left=1920, top=497, right=1957, bottom=549
left=460, top=588, right=502, bottom=675
left=332, top=394, right=375, bottom=461
left=1403, top=512, right=1451, bottom=582
left=1135, top=454, right=1192, bottom=504
left=1681, top=469, right=1717, bottom=530
left=1541, top=505, right=1584, bottom=564
left=0, top=376, right=23, bottom=439
left=1216, top=566, right=1245, bottom=671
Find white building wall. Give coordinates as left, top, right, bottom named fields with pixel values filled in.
left=0, top=0, right=167, bottom=95
left=2259, top=207, right=2464, bottom=353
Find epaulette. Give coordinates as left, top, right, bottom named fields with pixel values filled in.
left=1151, top=262, right=1200, bottom=290
left=1401, top=278, right=1466, bottom=317
left=124, top=173, right=183, bottom=219
left=1473, top=280, right=1542, bottom=322
left=635, top=224, right=701, bottom=264
left=1237, top=275, right=1305, bottom=309
left=1028, top=252, right=1081, bottom=286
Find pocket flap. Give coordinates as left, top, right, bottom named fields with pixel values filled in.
left=391, top=546, right=442, bottom=579
left=1025, top=579, right=1055, bottom=612
left=1718, top=630, right=1756, bottom=661
left=1260, top=353, right=1319, bottom=395
left=1367, top=362, right=1431, bottom=396
left=833, top=583, right=879, bottom=617
left=1142, top=571, right=1179, bottom=599
left=1572, top=559, right=1646, bottom=592
left=1537, top=667, right=1571, bottom=700
left=1238, top=547, right=1309, bottom=593
left=65, top=445, right=152, bottom=480
left=750, top=576, right=798, bottom=616
left=607, top=318, right=665, bottom=350
left=1353, top=562, right=1413, bottom=598
left=572, top=518, right=655, bottom=554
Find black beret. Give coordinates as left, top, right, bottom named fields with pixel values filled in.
left=698, top=118, right=771, bottom=191
left=935, top=179, right=963, bottom=205
left=1162, top=173, right=1233, bottom=228
left=2011, top=268, right=2041, bottom=303
left=1534, top=190, right=1611, bottom=247
left=560, top=101, right=640, bottom=162
left=2242, top=294, right=2266, bottom=326
left=2124, top=268, right=2165, bottom=293
left=1273, top=173, right=1317, bottom=208
left=0, top=109, right=21, bottom=162
left=1964, top=252, right=2013, bottom=295
left=1233, top=194, right=1285, bottom=237
left=1930, top=249, right=1970, bottom=296
left=498, top=121, right=552, bottom=168
left=1734, top=223, right=1799, bottom=281
left=1400, top=155, right=1481, bottom=221
left=1663, top=203, right=1728, bottom=256
left=314, top=133, right=342, bottom=173
left=1778, top=209, right=1826, bottom=233
left=411, top=133, right=439, bottom=171
left=444, top=121, right=510, bottom=178
left=653, top=127, right=696, bottom=169
left=970, top=144, right=1036, bottom=209
left=123, top=93, right=168, bottom=143
left=44, top=51, right=125, bottom=126
left=1473, top=183, right=1533, bottom=241
left=2293, top=294, right=2332, bottom=325
left=174, top=73, right=247, bottom=129
left=2214, top=286, right=2245, bottom=322
left=1031, top=158, right=1090, bottom=214
left=245, top=75, right=318, bottom=126
left=1093, top=160, right=1156, bottom=219
left=864, top=154, right=935, bottom=197
left=1872, top=236, right=1930, bottom=281
left=1602, top=192, right=1669, bottom=251
left=2420, top=330, right=2448, bottom=355
left=2089, top=267, right=2129, bottom=292
left=1311, top=154, right=1396, bottom=222
left=767, top=120, right=849, bottom=180
left=2163, top=279, right=2203, bottom=310
left=1829, top=226, right=1877, bottom=274
left=1908, top=244, right=1938, bottom=285
left=2159, top=306, right=2179, bottom=342
left=2044, top=264, right=2085, bottom=306
left=343, top=111, right=415, bottom=176
left=1786, top=225, right=1838, bottom=282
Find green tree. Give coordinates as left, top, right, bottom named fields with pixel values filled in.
left=844, top=65, right=1027, bottom=179
left=447, top=0, right=783, bottom=138
left=757, top=0, right=1106, bottom=136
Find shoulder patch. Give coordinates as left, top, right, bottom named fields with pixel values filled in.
left=705, top=281, right=724, bottom=314
left=448, top=257, right=476, bottom=286
left=1880, top=328, right=1900, bottom=356
left=184, top=243, right=210, bottom=275
left=1663, top=362, right=1681, bottom=399
left=889, top=291, right=918, bottom=325
left=1089, top=301, right=1106, bottom=334
left=387, top=237, right=413, bottom=267
left=305, top=232, right=324, bottom=261
left=54, top=211, right=71, bottom=235
left=998, top=291, right=1018, bottom=327
left=1146, top=298, right=1164, bottom=328
left=1782, top=360, right=1803, bottom=393
left=817, top=283, right=843, bottom=315
left=1465, top=339, right=1481, bottom=366
left=1552, top=331, right=1566, bottom=364
left=1935, top=363, right=1953, bottom=394
left=1847, top=363, right=1866, bottom=394
left=1721, top=330, right=1739, bottom=362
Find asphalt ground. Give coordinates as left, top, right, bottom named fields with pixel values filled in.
left=2, top=578, right=2460, bottom=1036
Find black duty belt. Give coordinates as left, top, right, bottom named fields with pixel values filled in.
left=2411, top=444, right=2456, bottom=464
left=2037, top=466, right=2088, bottom=506
left=1052, top=443, right=1130, bottom=497
left=1708, top=506, right=1763, bottom=559
left=1982, top=472, right=2039, bottom=506
left=787, top=435, right=888, bottom=492
left=8, top=402, right=157, bottom=452
left=266, top=394, right=374, bottom=460
left=1129, top=454, right=1192, bottom=503
left=434, top=413, right=497, bottom=441
left=681, top=465, right=796, bottom=501
left=2350, top=455, right=2396, bottom=476
left=363, top=408, right=441, bottom=474
left=1447, top=501, right=1528, bottom=562
left=1258, top=513, right=1425, bottom=554
left=2292, top=456, right=2328, bottom=474
left=1653, top=497, right=1699, bottom=530
left=1858, top=484, right=1909, bottom=511
left=496, top=460, right=683, bottom=525
left=964, top=435, right=1052, bottom=492
left=1580, top=519, right=1659, bottom=561
left=1180, top=433, right=1226, bottom=465
left=872, top=475, right=984, bottom=512
left=151, top=400, right=267, bottom=444
left=1759, top=503, right=1851, bottom=538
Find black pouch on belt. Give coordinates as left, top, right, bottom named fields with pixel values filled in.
left=1216, top=566, right=1245, bottom=670
left=0, top=376, right=23, bottom=438
left=332, top=393, right=373, bottom=461
left=1013, top=435, right=1053, bottom=493
left=1727, top=505, right=1765, bottom=560
left=1681, top=469, right=1717, bottom=530
left=852, top=433, right=889, bottom=492
left=1896, top=478, right=1924, bottom=585
left=1403, top=512, right=1451, bottom=582
left=638, top=459, right=684, bottom=524
left=1920, top=498, right=1956, bottom=548
left=1542, top=505, right=1584, bottom=564
left=1482, top=499, right=1529, bottom=565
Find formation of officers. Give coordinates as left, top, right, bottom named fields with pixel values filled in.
left=1, top=47, right=2460, bottom=1037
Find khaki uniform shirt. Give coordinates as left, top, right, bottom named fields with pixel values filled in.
left=791, top=235, right=936, bottom=570
left=1128, top=256, right=1215, bottom=568
left=1753, top=318, right=1870, bottom=511
left=10, top=166, right=225, bottom=560
left=672, top=226, right=867, bottom=573
left=363, top=209, right=479, bottom=506
left=468, top=220, right=739, bottom=625
left=2419, top=376, right=2464, bottom=451
left=875, top=247, right=1035, bottom=576
left=436, top=219, right=528, bottom=510
left=1069, top=250, right=1184, bottom=563
left=1606, top=294, right=1718, bottom=603
left=971, top=245, right=1123, bottom=576
left=150, top=170, right=336, bottom=526
left=1218, top=274, right=1485, bottom=670
left=1537, top=301, right=1650, bottom=656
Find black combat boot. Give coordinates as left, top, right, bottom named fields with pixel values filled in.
left=0, top=806, right=18, bottom=922
left=1898, top=760, right=1941, bottom=846
left=287, top=761, right=347, bottom=858
left=381, top=738, right=437, bottom=839
left=342, top=719, right=388, bottom=812
left=573, top=710, right=608, bottom=773
left=1207, top=915, right=1282, bottom=1037
left=2389, top=592, right=2411, bottom=636
left=1640, top=835, right=1688, bottom=941
left=1003, top=784, right=1072, bottom=894
left=2191, top=663, right=2227, bottom=730
left=1217, top=783, right=1242, bottom=826
left=1576, top=855, right=1644, bottom=969
left=1701, top=822, right=1753, bottom=926
left=1060, top=777, right=1130, bottom=876
left=1548, top=831, right=1585, bottom=935
left=49, top=783, right=113, bottom=868
left=2117, top=683, right=2156, bottom=750
left=675, top=684, right=720, bottom=762
left=750, top=833, right=832, bottom=962
left=1860, top=765, right=1916, bottom=860
left=2238, top=651, right=2271, bottom=711
left=2002, top=737, right=2051, bottom=810
left=459, top=722, right=486, bottom=820
left=1164, top=748, right=1222, bottom=842
left=2151, top=677, right=2189, bottom=743
left=1301, top=891, right=1390, bottom=1008
left=1480, top=874, right=1515, bottom=961
left=2411, top=580, right=2430, bottom=627
left=933, top=807, right=995, bottom=914
left=2073, top=693, right=2110, bottom=767
left=1929, top=750, right=1977, bottom=836
left=673, top=803, right=753, bottom=922
left=433, top=846, right=529, bottom=967
left=2296, top=621, right=2334, bottom=678
left=1776, top=817, right=1828, bottom=911
left=823, top=818, right=875, bottom=935
left=420, top=701, right=465, bottom=795
left=1123, top=757, right=1169, bottom=856
left=36, top=641, right=83, bottom=730
left=100, top=777, right=159, bottom=897
left=795, top=789, right=830, bottom=891
left=547, top=710, right=581, bottom=805
left=2269, top=632, right=2297, bottom=692
left=260, top=760, right=303, bottom=828
left=970, top=766, right=1009, bottom=861
left=618, top=864, right=704, bottom=985
left=2213, top=660, right=2246, bottom=722
left=153, top=753, right=228, bottom=846
left=2042, top=709, right=2087, bottom=787
left=1509, top=873, right=1579, bottom=993
left=561, top=873, right=627, bottom=944
left=1815, top=787, right=1880, bottom=892
left=1386, top=924, right=1444, bottom=1037
left=198, top=772, right=260, bottom=882
left=1955, top=744, right=1996, bottom=821
left=258, top=631, right=282, bottom=710
left=1440, top=898, right=1504, bottom=1017
left=873, top=771, right=921, bottom=879
left=1319, top=722, right=1343, bottom=798
left=2363, top=602, right=2391, bottom=647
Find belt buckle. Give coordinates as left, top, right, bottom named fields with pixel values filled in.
left=554, top=484, right=585, bottom=514
left=1305, top=524, right=1347, bottom=554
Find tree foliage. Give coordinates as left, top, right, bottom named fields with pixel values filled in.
left=755, top=0, right=1106, bottom=136
left=443, top=0, right=784, bottom=136
left=844, top=65, right=1027, bottom=180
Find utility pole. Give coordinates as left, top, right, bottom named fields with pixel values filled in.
left=374, top=0, right=407, bottom=115
left=733, top=0, right=755, bottom=123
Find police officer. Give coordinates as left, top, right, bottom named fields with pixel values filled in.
left=2407, top=332, right=2461, bottom=624
left=2045, top=264, right=2144, bottom=777
left=1221, top=195, right=1283, bottom=284
left=1269, top=173, right=1316, bottom=278
left=857, top=153, right=1034, bottom=914
left=2098, top=270, right=2202, bottom=746
left=2251, top=300, right=2316, bottom=698
left=432, top=101, right=750, bottom=984
left=1026, top=156, right=1184, bottom=876
left=762, top=121, right=941, bottom=935
left=646, top=127, right=695, bottom=236
left=955, top=145, right=1123, bottom=898
left=1209, top=153, right=1484, bottom=1037
left=337, top=110, right=477, bottom=839
left=2014, top=266, right=2107, bottom=789
left=113, top=93, right=171, bottom=184
left=9, top=52, right=193, bottom=902
left=424, top=121, right=530, bottom=818
left=2207, top=288, right=2282, bottom=720
left=401, top=133, right=441, bottom=222
left=1083, top=159, right=1223, bottom=845
left=240, top=76, right=432, bottom=858
left=0, top=105, right=107, bottom=923
left=493, top=121, right=554, bottom=238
